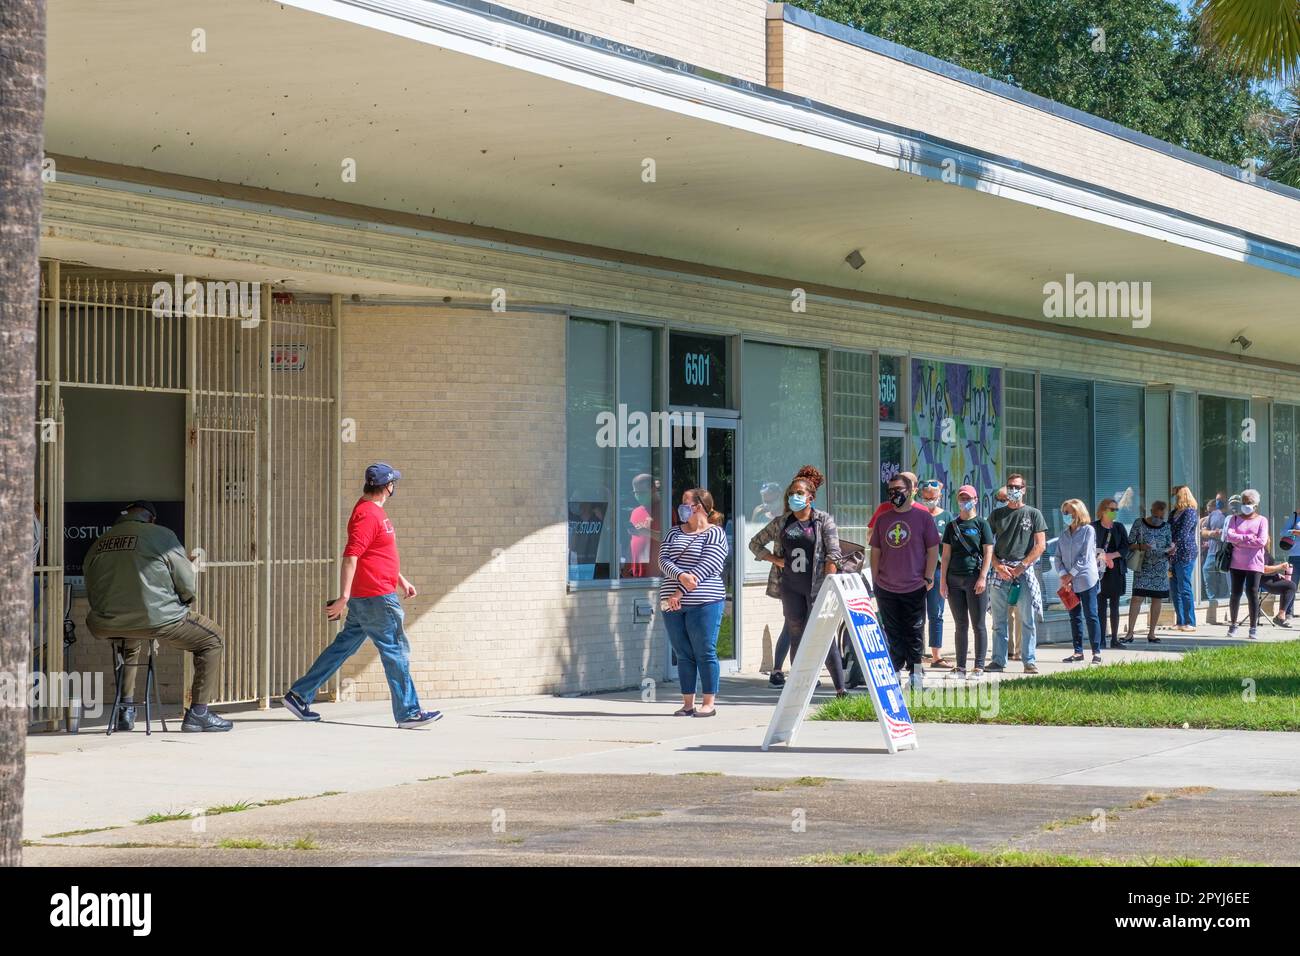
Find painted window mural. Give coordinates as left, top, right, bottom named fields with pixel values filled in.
left=910, top=359, right=1002, bottom=511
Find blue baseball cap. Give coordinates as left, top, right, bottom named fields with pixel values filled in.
left=365, top=463, right=402, bottom=486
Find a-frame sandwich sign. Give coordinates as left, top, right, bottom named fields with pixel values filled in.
left=761, top=571, right=919, bottom=754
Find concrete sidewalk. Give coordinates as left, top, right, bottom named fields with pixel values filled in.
left=23, top=660, right=1300, bottom=841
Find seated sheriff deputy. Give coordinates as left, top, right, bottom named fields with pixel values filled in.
left=84, top=500, right=231, bottom=733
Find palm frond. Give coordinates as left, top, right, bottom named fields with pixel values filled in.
left=1195, top=0, right=1300, bottom=81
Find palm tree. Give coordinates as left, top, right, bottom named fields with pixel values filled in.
left=1262, top=81, right=1300, bottom=184
left=0, top=0, right=46, bottom=868
left=1196, top=0, right=1300, bottom=82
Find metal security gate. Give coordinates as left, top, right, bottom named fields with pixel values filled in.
left=30, top=262, right=340, bottom=726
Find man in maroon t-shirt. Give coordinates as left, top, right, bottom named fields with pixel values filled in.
left=283, top=463, right=441, bottom=729
left=870, top=473, right=940, bottom=687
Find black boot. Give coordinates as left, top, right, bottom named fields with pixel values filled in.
left=114, top=704, right=136, bottom=732
left=182, top=707, right=233, bottom=733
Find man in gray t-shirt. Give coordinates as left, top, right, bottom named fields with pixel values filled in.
left=986, top=474, right=1047, bottom=673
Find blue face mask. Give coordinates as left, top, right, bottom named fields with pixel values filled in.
left=959, top=499, right=976, bottom=514
left=677, top=503, right=695, bottom=523
left=788, top=494, right=808, bottom=512
left=1007, top=488, right=1025, bottom=502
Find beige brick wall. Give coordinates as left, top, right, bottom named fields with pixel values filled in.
left=335, top=304, right=668, bottom=699
left=498, top=0, right=769, bottom=83
left=772, top=18, right=1300, bottom=248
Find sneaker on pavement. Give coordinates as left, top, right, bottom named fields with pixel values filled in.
left=768, top=670, right=786, bottom=687
left=1023, top=663, right=1039, bottom=674
left=398, top=710, right=443, bottom=729
left=282, top=690, right=321, bottom=721
left=1227, top=625, right=1240, bottom=639
left=984, top=662, right=1005, bottom=672
left=1249, top=628, right=1258, bottom=640
left=181, top=708, right=233, bottom=733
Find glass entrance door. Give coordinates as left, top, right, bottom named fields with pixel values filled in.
left=669, top=417, right=738, bottom=674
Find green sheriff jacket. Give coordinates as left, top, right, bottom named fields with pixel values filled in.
left=84, top=516, right=196, bottom=632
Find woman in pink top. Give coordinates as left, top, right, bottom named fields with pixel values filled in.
left=1223, top=488, right=1269, bottom=639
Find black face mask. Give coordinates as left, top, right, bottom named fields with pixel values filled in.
left=889, top=488, right=909, bottom=507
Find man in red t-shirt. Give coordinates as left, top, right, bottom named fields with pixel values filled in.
left=283, top=463, right=441, bottom=729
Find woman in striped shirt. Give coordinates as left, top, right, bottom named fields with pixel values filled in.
left=659, top=487, right=730, bottom=717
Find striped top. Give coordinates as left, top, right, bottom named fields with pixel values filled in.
left=658, top=525, right=729, bottom=607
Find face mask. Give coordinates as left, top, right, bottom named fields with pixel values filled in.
left=788, top=494, right=808, bottom=512
left=1062, top=511, right=1072, bottom=520
left=1007, top=488, right=1024, bottom=503
left=677, top=503, right=695, bottom=523
left=1106, top=510, right=1118, bottom=520
left=959, top=499, right=976, bottom=514
left=889, top=489, right=909, bottom=507
left=1241, top=504, right=1256, bottom=515
left=922, top=497, right=940, bottom=509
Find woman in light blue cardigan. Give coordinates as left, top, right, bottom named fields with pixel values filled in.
left=1056, top=498, right=1104, bottom=663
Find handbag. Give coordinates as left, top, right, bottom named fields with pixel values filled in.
left=1057, top=584, right=1080, bottom=610
left=1126, top=546, right=1144, bottom=574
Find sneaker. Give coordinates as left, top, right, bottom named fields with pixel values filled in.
left=181, top=708, right=233, bottom=733
left=972, top=668, right=984, bottom=678
left=1091, top=654, right=1103, bottom=664
left=1227, top=625, right=1240, bottom=639
left=282, top=690, right=321, bottom=722
left=909, top=669, right=925, bottom=691
left=1248, top=629, right=1258, bottom=640
left=953, top=668, right=966, bottom=680
left=1023, top=664, right=1039, bottom=674
left=768, top=670, right=786, bottom=687
left=984, top=662, right=1005, bottom=672
left=398, top=710, right=443, bottom=729
left=113, top=704, right=136, bottom=733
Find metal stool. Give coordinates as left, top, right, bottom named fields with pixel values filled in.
left=107, top=639, right=168, bottom=736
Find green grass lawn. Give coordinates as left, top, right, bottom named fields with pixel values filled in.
left=814, top=640, right=1300, bottom=731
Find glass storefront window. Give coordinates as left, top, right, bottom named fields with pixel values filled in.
left=617, top=324, right=662, bottom=580
left=741, top=341, right=826, bottom=579
left=566, top=318, right=614, bottom=580
left=1199, top=395, right=1251, bottom=504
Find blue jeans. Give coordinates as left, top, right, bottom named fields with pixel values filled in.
left=664, top=600, right=724, bottom=696
left=290, top=592, right=421, bottom=723
left=1068, top=583, right=1102, bottom=655
left=990, top=577, right=1037, bottom=668
left=1171, top=560, right=1196, bottom=626
left=1202, top=556, right=1227, bottom=602
left=925, top=584, right=944, bottom=650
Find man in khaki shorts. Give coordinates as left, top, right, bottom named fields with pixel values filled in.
left=84, top=501, right=231, bottom=732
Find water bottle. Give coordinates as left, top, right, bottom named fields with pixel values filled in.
left=1007, top=581, right=1022, bottom=606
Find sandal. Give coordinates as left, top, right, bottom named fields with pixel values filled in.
left=693, top=707, right=717, bottom=718
left=929, top=659, right=953, bottom=670
left=673, top=707, right=696, bottom=717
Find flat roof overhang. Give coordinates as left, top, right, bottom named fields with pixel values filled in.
left=43, top=0, right=1300, bottom=362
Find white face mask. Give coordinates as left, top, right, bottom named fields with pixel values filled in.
left=1241, top=504, right=1256, bottom=516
